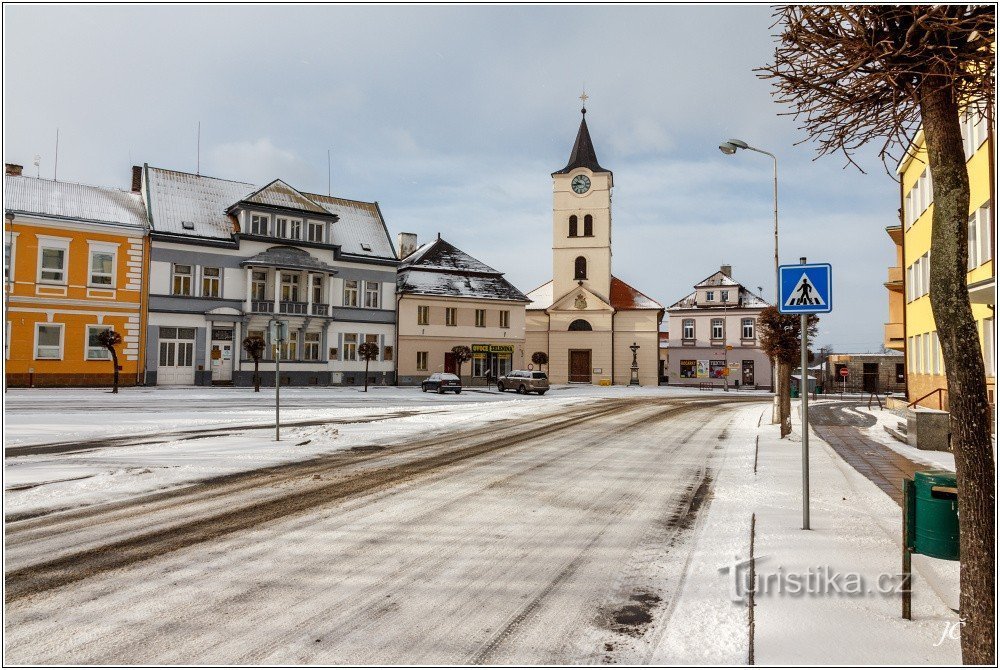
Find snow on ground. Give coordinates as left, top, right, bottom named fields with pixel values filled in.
left=851, top=404, right=956, bottom=471
left=654, top=405, right=961, bottom=664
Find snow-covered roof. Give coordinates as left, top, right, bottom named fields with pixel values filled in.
left=527, top=276, right=663, bottom=311
left=526, top=281, right=553, bottom=310
left=397, top=237, right=528, bottom=302
left=694, top=270, right=740, bottom=288
left=144, top=166, right=396, bottom=259
left=668, top=286, right=771, bottom=310
left=240, top=246, right=339, bottom=274
left=4, top=174, right=146, bottom=229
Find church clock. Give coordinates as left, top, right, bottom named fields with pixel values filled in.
left=571, top=174, right=591, bottom=194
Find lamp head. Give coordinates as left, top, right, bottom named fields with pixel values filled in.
left=4, top=211, right=13, bottom=223
left=727, top=139, right=750, bottom=149
left=719, top=142, right=738, bottom=155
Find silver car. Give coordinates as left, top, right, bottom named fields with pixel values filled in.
left=497, top=370, right=549, bottom=395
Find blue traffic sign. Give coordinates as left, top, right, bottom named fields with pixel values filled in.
left=779, top=263, right=832, bottom=314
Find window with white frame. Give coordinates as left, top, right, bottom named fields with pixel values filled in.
left=86, top=324, right=112, bottom=360
left=721, top=290, right=730, bottom=302
left=417, top=351, right=428, bottom=371
left=251, top=270, right=267, bottom=300
left=961, top=110, right=989, bottom=160
left=932, top=331, right=942, bottom=375
left=983, top=318, right=995, bottom=373
left=475, top=309, right=486, bottom=327
left=35, top=323, right=63, bottom=359
left=172, top=264, right=192, bottom=295
left=364, top=281, right=380, bottom=308
left=202, top=267, right=221, bottom=297
left=275, top=217, right=289, bottom=238
left=250, top=214, right=270, bottom=236
left=344, top=279, right=359, bottom=307
left=343, top=333, right=357, bottom=361
left=303, top=332, right=320, bottom=360
left=682, top=319, right=695, bottom=340
left=88, top=245, right=116, bottom=287
left=38, top=238, right=69, bottom=284
left=3, top=233, right=15, bottom=283
left=417, top=305, right=429, bottom=325
left=281, top=273, right=300, bottom=302
left=446, top=307, right=457, bottom=326
left=967, top=201, right=993, bottom=269
left=706, top=291, right=715, bottom=302
left=711, top=318, right=724, bottom=340
left=742, top=318, right=755, bottom=340
left=289, top=219, right=302, bottom=240
left=311, top=275, right=324, bottom=303
left=280, top=330, right=298, bottom=360
left=500, top=310, right=510, bottom=329
left=307, top=221, right=324, bottom=243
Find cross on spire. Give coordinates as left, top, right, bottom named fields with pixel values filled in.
left=579, top=89, right=589, bottom=114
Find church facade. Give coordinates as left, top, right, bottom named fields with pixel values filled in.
left=525, top=109, right=664, bottom=385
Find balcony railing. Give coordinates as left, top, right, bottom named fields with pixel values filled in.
left=887, top=266, right=902, bottom=283
left=279, top=301, right=308, bottom=315
left=251, top=300, right=272, bottom=313
left=311, top=303, right=330, bottom=316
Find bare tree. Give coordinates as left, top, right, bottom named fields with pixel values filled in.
left=358, top=342, right=380, bottom=392
left=757, top=307, right=818, bottom=437
left=451, top=345, right=472, bottom=380
left=758, top=6, right=995, bottom=662
left=531, top=351, right=549, bottom=372
left=242, top=335, right=266, bottom=392
left=96, top=329, right=123, bottom=394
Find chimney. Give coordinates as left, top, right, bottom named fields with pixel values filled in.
left=720, top=264, right=732, bottom=278
left=131, top=165, right=142, bottom=192
left=5, top=163, right=23, bottom=176
left=397, top=232, right=418, bottom=260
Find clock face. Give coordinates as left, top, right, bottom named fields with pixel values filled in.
left=571, top=174, right=591, bottom=194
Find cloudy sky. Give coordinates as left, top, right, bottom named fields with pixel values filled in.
left=4, top=5, right=902, bottom=351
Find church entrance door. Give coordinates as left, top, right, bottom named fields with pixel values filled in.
left=569, top=350, right=592, bottom=383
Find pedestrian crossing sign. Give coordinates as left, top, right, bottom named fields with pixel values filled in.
left=779, top=263, right=832, bottom=314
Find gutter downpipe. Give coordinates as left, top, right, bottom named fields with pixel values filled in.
left=394, top=290, right=402, bottom=385
left=139, top=163, right=154, bottom=386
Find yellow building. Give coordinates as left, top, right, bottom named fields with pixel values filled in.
left=4, top=165, right=149, bottom=387
left=887, top=111, right=995, bottom=409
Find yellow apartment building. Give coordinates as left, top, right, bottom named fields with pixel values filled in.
left=4, top=165, right=149, bottom=387
left=887, top=109, right=995, bottom=409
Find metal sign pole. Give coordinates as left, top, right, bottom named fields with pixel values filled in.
left=800, top=257, right=810, bottom=530
left=275, top=340, right=281, bottom=441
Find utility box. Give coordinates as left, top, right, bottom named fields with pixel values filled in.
left=913, top=470, right=960, bottom=560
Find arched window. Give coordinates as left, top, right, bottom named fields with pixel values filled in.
left=568, top=215, right=578, bottom=237
left=574, top=256, right=587, bottom=280
left=568, top=319, right=593, bottom=331
left=584, top=214, right=593, bottom=236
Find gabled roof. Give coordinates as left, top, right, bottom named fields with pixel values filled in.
left=4, top=174, right=146, bottom=229
left=694, top=270, right=740, bottom=288
left=668, top=286, right=771, bottom=310
left=552, top=111, right=610, bottom=176
left=240, top=246, right=339, bottom=273
left=397, top=237, right=529, bottom=302
left=233, top=179, right=331, bottom=216
left=526, top=276, right=663, bottom=311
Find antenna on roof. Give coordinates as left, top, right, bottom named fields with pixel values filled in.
left=53, top=128, right=59, bottom=181
left=196, top=122, right=201, bottom=176
left=327, top=147, right=333, bottom=196
left=33, top=155, right=41, bottom=178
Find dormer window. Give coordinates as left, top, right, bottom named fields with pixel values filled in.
left=706, top=290, right=715, bottom=301
left=721, top=290, right=729, bottom=302
left=275, top=217, right=289, bottom=238
left=250, top=214, right=269, bottom=236
left=289, top=219, right=302, bottom=240
left=307, top=221, right=324, bottom=243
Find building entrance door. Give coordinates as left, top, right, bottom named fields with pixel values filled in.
left=569, top=350, right=592, bottom=383
left=742, top=360, right=755, bottom=386
left=211, top=328, right=234, bottom=383
left=863, top=363, right=879, bottom=393
left=444, top=352, right=456, bottom=374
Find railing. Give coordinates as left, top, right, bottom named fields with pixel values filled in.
left=311, top=303, right=330, bottom=316
left=279, top=301, right=308, bottom=315
left=908, top=387, right=948, bottom=410
left=250, top=300, right=273, bottom=313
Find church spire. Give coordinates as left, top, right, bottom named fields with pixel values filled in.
left=552, top=99, right=610, bottom=176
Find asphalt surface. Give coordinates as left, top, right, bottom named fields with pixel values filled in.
left=4, top=396, right=764, bottom=664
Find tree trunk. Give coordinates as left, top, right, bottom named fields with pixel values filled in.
left=254, top=359, right=260, bottom=392
left=110, top=348, right=120, bottom=394
left=921, top=81, right=995, bottom=665
left=777, top=360, right=792, bottom=437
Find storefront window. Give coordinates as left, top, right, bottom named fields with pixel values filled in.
left=680, top=360, right=697, bottom=379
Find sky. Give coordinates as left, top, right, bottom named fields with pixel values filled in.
left=3, top=4, right=903, bottom=351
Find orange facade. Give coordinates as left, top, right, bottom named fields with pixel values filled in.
left=5, top=175, right=149, bottom=387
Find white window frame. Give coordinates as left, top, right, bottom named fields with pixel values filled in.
left=446, top=307, right=457, bottom=326
left=303, top=332, right=320, bottom=361
left=682, top=319, right=695, bottom=340
left=344, top=279, right=359, bottom=307
left=475, top=309, right=486, bottom=327
left=741, top=318, right=754, bottom=340
left=5, top=231, right=19, bottom=285
left=364, top=281, right=380, bottom=309
left=706, top=290, right=715, bottom=302
left=85, top=324, right=113, bottom=360
left=721, top=290, right=729, bottom=302
left=281, top=273, right=300, bottom=302
left=171, top=263, right=193, bottom=296
left=274, top=217, right=289, bottom=238
left=250, top=213, right=270, bottom=236
left=983, top=318, right=995, bottom=373
left=289, top=219, right=302, bottom=240
left=311, top=275, right=324, bottom=304
left=87, top=242, right=118, bottom=288
left=343, top=333, right=358, bottom=361
left=34, top=322, right=64, bottom=360
left=201, top=266, right=222, bottom=298
left=711, top=318, right=724, bottom=340
left=500, top=310, right=510, bottom=329
left=251, top=270, right=267, bottom=301
left=36, top=235, right=71, bottom=285
left=307, top=221, right=324, bottom=243
left=417, top=351, right=428, bottom=371
left=417, top=305, right=429, bottom=325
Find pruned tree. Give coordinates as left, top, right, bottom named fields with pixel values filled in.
left=242, top=335, right=266, bottom=392
left=451, top=345, right=472, bottom=379
left=357, top=342, right=380, bottom=392
left=756, top=306, right=818, bottom=437
left=96, top=329, right=123, bottom=394
left=758, top=7, right=995, bottom=661
left=531, top=351, right=549, bottom=372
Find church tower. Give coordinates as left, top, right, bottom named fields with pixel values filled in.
left=551, top=105, right=613, bottom=302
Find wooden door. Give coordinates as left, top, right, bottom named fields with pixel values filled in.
left=444, top=352, right=456, bottom=374
left=742, top=360, right=754, bottom=386
left=863, top=363, right=878, bottom=393
left=569, top=350, right=592, bottom=383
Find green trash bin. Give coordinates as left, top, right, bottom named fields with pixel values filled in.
left=913, top=470, right=960, bottom=560
left=791, top=386, right=799, bottom=398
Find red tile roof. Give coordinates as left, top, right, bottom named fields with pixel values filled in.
left=610, top=276, right=663, bottom=310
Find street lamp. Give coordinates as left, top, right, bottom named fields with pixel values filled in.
left=718, top=139, right=779, bottom=302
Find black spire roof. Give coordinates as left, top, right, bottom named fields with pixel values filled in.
left=552, top=109, right=611, bottom=176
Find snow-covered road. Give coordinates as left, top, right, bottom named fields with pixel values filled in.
left=4, top=395, right=762, bottom=664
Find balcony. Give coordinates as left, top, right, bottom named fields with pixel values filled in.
left=279, top=301, right=308, bottom=315
left=250, top=300, right=272, bottom=314
left=884, top=322, right=904, bottom=351
left=311, top=303, right=329, bottom=316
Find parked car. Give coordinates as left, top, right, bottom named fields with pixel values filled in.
left=421, top=372, right=462, bottom=394
left=496, top=370, right=549, bottom=395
